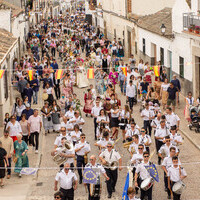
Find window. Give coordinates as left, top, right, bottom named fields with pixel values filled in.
left=135, top=41, right=137, bottom=54
left=114, top=29, right=116, bottom=39
left=127, top=0, right=132, bottom=13
left=160, top=47, right=164, bottom=65
left=3, top=69, right=8, bottom=100
left=123, top=31, right=125, bottom=46
left=142, top=38, right=146, bottom=54
left=179, top=57, right=184, bottom=78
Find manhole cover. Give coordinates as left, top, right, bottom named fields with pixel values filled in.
left=36, top=182, right=43, bottom=186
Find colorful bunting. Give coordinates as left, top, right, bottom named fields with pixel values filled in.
left=87, top=68, right=94, bottom=79
left=55, top=69, right=64, bottom=80
left=0, top=70, right=5, bottom=79
left=121, top=67, right=127, bottom=77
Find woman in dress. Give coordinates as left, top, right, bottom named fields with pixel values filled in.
left=15, top=99, right=26, bottom=121
left=70, top=124, right=81, bottom=146
left=62, top=74, right=73, bottom=98
left=76, top=61, right=89, bottom=88
left=11, top=97, right=20, bottom=116
left=44, top=82, right=54, bottom=106
left=119, top=105, right=131, bottom=143
left=110, top=103, right=120, bottom=139
left=51, top=100, right=61, bottom=133
left=14, top=134, right=29, bottom=177
left=160, top=78, right=170, bottom=109
left=6, top=115, right=22, bottom=142
left=41, top=101, right=53, bottom=135
left=83, top=89, right=93, bottom=117
left=153, top=77, right=162, bottom=100
left=20, top=114, right=29, bottom=144
left=0, top=141, right=8, bottom=187
left=109, top=68, right=118, bottom=91
left=144, top=63, right=153, bottom=85
left=96, top=109, right=110, bottom=127
left=65, top=105, right=75, bottom=121
left=138, top=59, right=144, bottom=76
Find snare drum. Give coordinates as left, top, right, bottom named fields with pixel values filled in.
left=172, top=181, right=186, bottom=194
left=90, top=176, right=101, bottom=197
left=140, top=178, right=154, bottom=191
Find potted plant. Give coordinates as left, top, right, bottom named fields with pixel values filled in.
left=195, top=26, right=200, bottom=34
left=188, top=24, right=194, bottom=32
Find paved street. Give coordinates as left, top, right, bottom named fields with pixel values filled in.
left=1, top=80, right=200, bottom=200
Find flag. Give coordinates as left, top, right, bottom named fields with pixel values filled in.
left=20, top=168, right=38, bottom=175
left=87, top=68, right=94, bottom=79
left=28, top=70, right=33, bottom=81
left=55, top=69, right=64, bottom=80
left=122, top=173, right=129, bottom=200
left=83, top=168, right=97, bottom=184
left=145, top=164, right=159, bottom=182
left=0, top=70, right=5, bottom=79
left=154, top=66, right=160, bottom=77
left=121, top=67, right=127, bottom=77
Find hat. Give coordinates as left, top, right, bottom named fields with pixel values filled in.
left=25, top=103, right=30, bottom=108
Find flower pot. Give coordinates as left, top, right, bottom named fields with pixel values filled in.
left=189, top=28, right=193, bottom=32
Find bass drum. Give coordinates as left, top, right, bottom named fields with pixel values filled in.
left=140, top=177, right=154, bottom=191
left=172, top=181, right=186, bottom=194
left=90, top=176, right=101, bottom=197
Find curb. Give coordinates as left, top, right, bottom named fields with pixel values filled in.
left=179, top=129, right=200, bottom=151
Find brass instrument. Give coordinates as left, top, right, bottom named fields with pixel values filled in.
left=84, top=154, right=88, bottom=165
left=103, top=161, right=118, bottom=170
left=53, top=140, right=74, bottom=166
left=123, top=141, right=133, bottom=148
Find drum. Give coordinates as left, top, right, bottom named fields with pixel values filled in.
left=42, top=93, right=48, bottom=100
left=172, top=181, right=186, bottom=194
left=140, top=178, right=154, bottom=191
left=90, top=176, right=101, bottom=197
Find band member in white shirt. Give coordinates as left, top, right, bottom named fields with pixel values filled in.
left=129, top=135, right=144, bottom=156
left=110, top=104, right=120, bottom=139
left=69, top=111, right=85, bottom=132
left=135, top=151, right=153, bottom=200
left=126, top=122, right=140, bottom=141
left=169, top=126, right=183, bottom=148
left=162, top=147, right=181, bottom=199
left=70, top=124, right=82, bottom=146
left=54, top=163, right=78, bottom=200
left=141, top=103, right=155, bottom=136
left=155, top=120, right=170, bottom=165
left=139, top=128, right=152, bottom=153
left=127, top=187, right=141, bottom=200
left=60, top=117, right=74, bottom=134
left=85, top=155, right=109, bottom=200
left=75, top=133, right=91, bottom=184
left=165, top=107, right=180, bottom=130
left=91, top=101, right=103, bottom=140
left=167, top=156, right=187, bottom=200
left=99, top=142, right=122, bottom=198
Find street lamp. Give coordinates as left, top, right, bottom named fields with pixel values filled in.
left=160, top=23, right=166, bottom=35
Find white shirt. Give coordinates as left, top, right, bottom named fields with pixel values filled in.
left=111, top=109, right=120, bottom=118
left=6, top=121, right=22, bottom=136
left=69, top=116, right=85, bottom=129
left=55, top=169, right=77, bottom=190
left=96, top=138, right=114, bottom=150
left=162, top=156, right=181, bottom=170
left=139, top=134, right=152, bottom=147
left=126, top=84, right=136, bottom=98
left=55, top=146, right=75, bottom=164
left=99, top=149, right=121, bottom=163
left=125, top=128, right=140, bottom=138
left=91, top=106, right=102, bottom=118
left=170, top=133, right=183, bottom=147
left=158, top=144, right=178, bottom=157
left=165, top=113, right=180, bottom=127
left=75, top=141, right=91, bottom=156
left=60, top=122, right=73, bottom=133
left=167, top=166, right=187, bottom=182
left=120, top=110, right=130, bottom=119
left=65, top=110, right=75, bottom=119
left=155, top=127, right=170, bottom=142
left=131, top=153, right=143, bottom=168
left=136, top=161, right=152, bottom=180
left=70, top=131, right=81, bottom=142
left=151, top=118, right=161, bottom=128
left=97, top=116, right=109, bottom=124
left=141, top=109, right=154, bottom=121
left=54, top=134, right=72, bottom=147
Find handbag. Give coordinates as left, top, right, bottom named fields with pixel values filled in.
left=48, top=117, right=51, bottom=121
left=13, top=155, right=18, bottom=163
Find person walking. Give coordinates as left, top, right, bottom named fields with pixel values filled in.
left=126, top=80, right=136, bottom=112
left=0, top=141, right=8, bottom=187
left=28, top=109, right=42, bottom=153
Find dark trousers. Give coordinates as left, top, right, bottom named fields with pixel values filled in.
left=156, top=140, right=164, bottom=163
left=164, top=172, right=171, bottom=197
left=128, top=97, right=135, bottom=110
left=54, top=85, right=61, bottom=99
left=22, top=135, right=29, bottom=145
left=77, top=155, right=85, bottom=181
left=120, top=80, right=126, bottom=94
left=144, top=120, right=152, bottom=136
left=171, top=181, right=181, bottom=200
left=31, top=131, right=39, bottom=150
left=87, top=184, right=100, bottom=200
left=140, top=186, right=153, bottom=200
left=94, top=118, right=97, bottom=140
left=60, top=188, right=74, bottom=200
left=7, top=158, right=11, bottom=175
left=105, top=168, right=118, bottom=195
left=51, top=48, right=56, bottom=57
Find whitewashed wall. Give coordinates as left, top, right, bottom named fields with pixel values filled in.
left=0, top=10, right=11, bottom=32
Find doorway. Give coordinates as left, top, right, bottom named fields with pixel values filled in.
left=151, top=43, right=157, bottom=65
left=167, top=50, right=172, bottom=81
left=127, top=30, right=131, bottom=57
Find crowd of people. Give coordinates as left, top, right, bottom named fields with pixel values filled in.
left=1, top=4, right=200, bottom=200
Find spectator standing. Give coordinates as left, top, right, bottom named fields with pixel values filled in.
left=30, top=75, right=39, bottom=104
left=23, top=83, right=33, bottom=104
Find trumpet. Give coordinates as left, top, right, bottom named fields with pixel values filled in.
left=123, top=141, right=133, bottom=148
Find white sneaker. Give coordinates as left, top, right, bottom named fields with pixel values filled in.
left=35, top=150, right=39, bottom=154
left=19, top=173, right=22, bottom=178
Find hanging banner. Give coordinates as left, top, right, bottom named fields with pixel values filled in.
left=87, top=68, right=94, bottom=79
left=55, top=69, right=64, bottom=80
left=154, top=65, right=160, bottom=77
left=0, top=70, right=5, bottom=79
left=121, top=67, right=127, bottom=77
left=28, top=70, right=33, bottom=81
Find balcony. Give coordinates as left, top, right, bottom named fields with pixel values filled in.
left=183, top=13, right=200, bottom=37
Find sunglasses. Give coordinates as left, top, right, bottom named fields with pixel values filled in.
left=81, top=137, right=86, bottom=139
left=138, top=148, right=143, bottom=150
left=64, top=168, right=69, bottom=170
left=90, top=159, right=94, bottom=161
left=166, top=140, right=170, bottom=142
left=55, top=197, right=61, bottom=199
left=61, top=130, right=66, bottom=132
left=144, top=156, right=149, bottom=158
left=107, top=146, right=112, bottom=148
left=141, top=131, right=145, bottom=133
